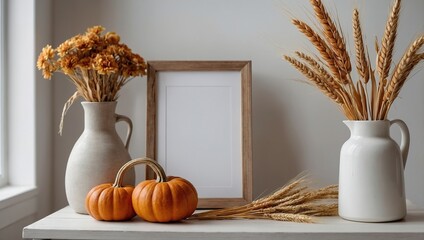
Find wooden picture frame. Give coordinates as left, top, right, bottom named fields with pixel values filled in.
left=146, top=61, right=252, bottom=208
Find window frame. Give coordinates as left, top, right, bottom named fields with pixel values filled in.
left=0, top=0, right=7, bottom=188
left=0, top=0, right=50, bottom=233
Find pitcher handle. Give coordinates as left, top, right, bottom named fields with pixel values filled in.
left=390, top=119, right=410, bottom=168
left=115, top=114, right=133, bottom=150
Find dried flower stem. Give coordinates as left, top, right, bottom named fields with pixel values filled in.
left=59, top=91, right=80, bottom=135
left=37, top=26, right=147, bottom=134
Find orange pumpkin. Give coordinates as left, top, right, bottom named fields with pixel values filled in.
left=85, top=163, right=136, bottom=221
left=131, top=158, right=198, bottom=222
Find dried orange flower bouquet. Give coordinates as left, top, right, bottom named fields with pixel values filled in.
left=37, top=26, right=147, bottom=133
left=284, top=0, right=423, bottom=120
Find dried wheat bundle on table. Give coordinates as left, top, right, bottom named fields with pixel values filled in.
left=189, top=176, right=338, bottom=223
left=284, top=0, right=424, bottom=120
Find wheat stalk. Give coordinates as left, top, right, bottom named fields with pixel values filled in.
left=286, top=0, right=423, bottom=121
left=377, top=0, right=401, bottom=83
left=295, top=51, right=341, bottom=90
left=59, top=91, right=80, bottom=135
left=352, top=8, right=371, bottom=119
left=386, top=36, right=424, bottom=99
left=189, top=176, right=338, bottom=223
left=353, top=9, right=369, bottom=83
left=291, top=19, right=346, bottom=84
left=285, top=53, right=357, bottom=119
left=284, top=55, right=342, bottom=104
left=381, top=35, right=424, bottom=118
left=310, top=0, right=352, bottom=80
left=309, top=0, right=366, bottom=119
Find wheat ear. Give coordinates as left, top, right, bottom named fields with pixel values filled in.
left=295, top=51, right=341, bottom=89
left=353, top=9, right=369, bottom=83
left=376, top=0, right=401, bottom=83
left=59, top=91, right=80, bottom=136
left=310, top=0, right=352, bottom=77
left=382, top=36, right=424, bottom=117
left=189, top=176, right=338, bottom=223
left=284, top=55, right=342, bottom=104
left=291, top=19, right=345, bottom=84
left=374, top=36, right=380, bottom=54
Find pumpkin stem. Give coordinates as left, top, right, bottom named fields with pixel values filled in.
left=113, top=157, right=168, bottom=187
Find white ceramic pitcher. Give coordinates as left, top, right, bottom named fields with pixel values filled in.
left=339, top=120, right=410, bottom=222
left=65, top=102, right=135, bottom=214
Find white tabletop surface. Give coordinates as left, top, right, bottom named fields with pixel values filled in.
left=23, top=206, right=424, bottom=240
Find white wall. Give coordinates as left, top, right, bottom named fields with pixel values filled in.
left=51, top=0, right=424, bottom=210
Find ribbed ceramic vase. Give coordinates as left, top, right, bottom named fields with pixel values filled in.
left=339, top=119, right=410, bottom=222
left=65, top=101, right=135, bottom=214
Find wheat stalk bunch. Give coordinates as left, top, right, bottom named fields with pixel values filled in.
left=284, top=0, right=424, bottom=120
left=189, top=176, right=338, bottom=223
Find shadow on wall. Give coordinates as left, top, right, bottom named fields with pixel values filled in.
left=252, top=73, right=303, bottom=199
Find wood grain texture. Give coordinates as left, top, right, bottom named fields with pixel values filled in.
left=145, top=61, right=253, bottom=208
left=241, top=61, right=253, bottom=204
left=145, top=63, right=158, bottom=180
left=147, top=61, right=249, bottom=71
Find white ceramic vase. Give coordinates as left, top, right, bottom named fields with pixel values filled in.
left=65, top=101, right=135, bottom=214
left=339, top=120, right=410, bottom=222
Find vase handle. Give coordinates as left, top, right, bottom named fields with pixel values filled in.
left=115, top=114, right=133, bottom=150
left=390, top=119, right=410, bottom=168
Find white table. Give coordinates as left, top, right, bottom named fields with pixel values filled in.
left=23, top=206, right=424, bottom=240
